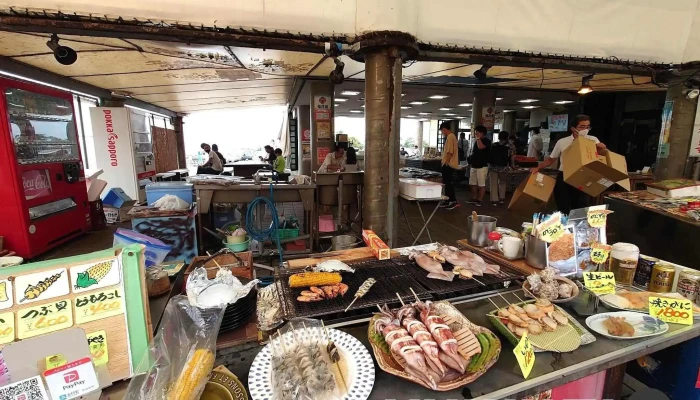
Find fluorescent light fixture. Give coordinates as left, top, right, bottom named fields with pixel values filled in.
left=420, top=118, right=429, bottom=121
left=409, top=101, right=428, bottom=105
left=361, top=105, right=365, bottom=108
left=334, top=98, right=348, bottom=102
left=0, top=70, right=98, bottom=100
left=456, top=116, right=466, bottom=119
left=404, top=115, right=415, bottom=118
left=341, top=90, right=361, bottom=96
left=503, top=109, right=515, bottom=112
left=522, top=105, right=539, bottom=109
left=56, top=105, right=70, bottom=109
left=9, top=103, right=24, bottom=108
left=439, top=107, right=453, bottom=111
left=496, top=97, right=503, bottom=101
left=518, top=99, right=538, bottom=103
left=553, top=100, right=574, bottom=104
left=401, top=93, right=406, bottom=96
left=401, top=106, right=411, bottom=110
left=429, top=95, right=449, bottom=99
left=349, top=109, right=363, bottom=113
left=418, top=112, right=432, bottom=115
left=458, top=103, right=472, bottom=107
left=444, top=113, right=457, bottom=116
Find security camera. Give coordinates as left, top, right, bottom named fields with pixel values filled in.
left=329, top=57, right=345, bottom=84
left=46, top=34, right=77, bottom=65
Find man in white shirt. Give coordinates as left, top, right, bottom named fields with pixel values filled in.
left=318, top=145, right=346, bottom=173
left=532, top=114, right=607, bottom=213
left=197, top=143, right=223, bottom=175
left=527, top=127, right=544, bottom=160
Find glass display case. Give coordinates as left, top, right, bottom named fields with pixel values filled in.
left=6, top=88, right=79, bottom=164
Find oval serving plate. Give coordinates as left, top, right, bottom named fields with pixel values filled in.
left=585, top=311, right=669, bottom=340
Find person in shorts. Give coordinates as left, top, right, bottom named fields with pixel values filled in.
left=466, top=125, right=491, bottom=206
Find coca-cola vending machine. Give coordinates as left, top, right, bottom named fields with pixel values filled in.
left=0, top=77, right=90, bottom=258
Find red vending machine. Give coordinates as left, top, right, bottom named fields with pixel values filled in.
left=0, top=77, right=90, bottom=258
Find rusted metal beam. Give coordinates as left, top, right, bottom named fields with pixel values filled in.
left=0, top=15, right=329, bottom=54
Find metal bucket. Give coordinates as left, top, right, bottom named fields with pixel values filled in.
left=525, top=235, right=548, bottom=269
left=466, top=215, right=497, bottom=247
left=331, top=235, right=360, bottom=251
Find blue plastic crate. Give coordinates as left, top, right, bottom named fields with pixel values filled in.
left=102, top=188, right=133, bottom=208
left=145, top=182, right=194, bottom=206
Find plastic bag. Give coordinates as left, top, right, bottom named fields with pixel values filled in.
left=125, top=296, right=224, bottom=400
left=153, top=194, right=190, bottom=210
left=113, top=228, right=172, bottom=268
left=186, top=267, right=258, bottom=308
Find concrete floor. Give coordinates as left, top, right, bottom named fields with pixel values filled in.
left=35, top=186, right=532, bottom=262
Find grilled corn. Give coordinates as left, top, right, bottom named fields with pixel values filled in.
left=288, top=272, right=342, bottom=288
left=168, top=348, right=215, bottom=400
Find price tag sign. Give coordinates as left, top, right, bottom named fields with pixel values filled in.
left=583, top=271, right=616, bottom=295
left=587, top=209, right=612, bottom=228
left=590, top=242, right=612, bottom=264
left=649, top=296, right=694, bottom=325
left=536, top=213, right=565, bottom=243
left=86, top=331, right=109, bottom=367
left=513, top=332, right=535, bottom=378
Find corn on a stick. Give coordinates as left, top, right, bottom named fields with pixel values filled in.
left=288, top=272, right=342, bottom=288
left=167, top=348, right=214, bottom=400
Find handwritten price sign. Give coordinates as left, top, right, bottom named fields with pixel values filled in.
left=590, top=242, right=612, bottom=264
left=584, top=271, right=616, bottom=295
left=649, top=296, right=694, bottom=325
left=587, top=209, right=612, bottom=228
left=539, top=221, right=565, bottom=243
left=513, top=332, right=535, bottom=378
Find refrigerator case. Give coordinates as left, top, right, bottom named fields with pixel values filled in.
left=90, top=107, right=156, bottom=203
left=0, top=78, right=90, bottom=259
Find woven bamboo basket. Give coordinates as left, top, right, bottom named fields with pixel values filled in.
left=367, top=301, right=500, bottom=391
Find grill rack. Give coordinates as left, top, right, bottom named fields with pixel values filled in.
left=277, top=256, right=526, bottom=320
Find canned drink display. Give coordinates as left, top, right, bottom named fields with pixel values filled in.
left=634, top=255, right=658, bottom=289
left=677, top=270, right=700, bottom=303
left=648, top=263, right=676, bottom=293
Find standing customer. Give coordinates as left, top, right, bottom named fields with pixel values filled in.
left=527, top=127, right=544, bottom=160
left=345, top=147, right=359, bottom=172
left=488, top=131, right=511, bottom=206
left=439, top=121, right=460, bottom=210
left=466, top=125, right=491, bottom=206
left=532, top=114, right=606, bottom=214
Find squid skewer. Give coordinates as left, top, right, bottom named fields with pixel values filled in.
left=322, top=320, right=348, bottom=394
left=344, top=278, right=376, bottom=312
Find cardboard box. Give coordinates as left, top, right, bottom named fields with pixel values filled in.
left=508, top=172, right=556, bottom=214
left=561, top=138, right=629, bottom=197
left=362, top=229, right=391, bottom=260
left=336, top=133, right=348, bottom=143
left=104, top=205, right=133, bottom=223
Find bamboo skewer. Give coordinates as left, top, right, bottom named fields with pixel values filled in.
left=322, top=320, right=348, bottom=394
left=409, top=287, right=421, bottom=303
left=396, top=293, right=405, bottom=306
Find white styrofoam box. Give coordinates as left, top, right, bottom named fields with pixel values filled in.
left=399, top=178, right=443, bottom=199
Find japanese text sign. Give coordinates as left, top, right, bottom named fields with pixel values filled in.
left=584, top=272, right=616, bottom=295
left=86, top=331, right=109, bottom=367
left=74, top=288, right=124, bottom=324
left=590, top=242, right=612, bottom=265
left=43, top=357, right=99, bottom=400
left=537, top=213, right=564, bottom=243
left=0, top=311, right=14, bottom=344
left=513, top=332, right=535, bottom=379
left=587, top=209, right=612, bottom=228
left=649, top=296, right=694, bottom=325
left=18, top=299, right=73, bottom=339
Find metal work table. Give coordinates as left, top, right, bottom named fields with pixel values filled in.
left=194, top=182, right=316, bottom=253
left=220, top=288, right=700, bottom=400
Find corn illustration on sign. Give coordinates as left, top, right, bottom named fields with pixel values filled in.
left=70, top=260, right=120, bottom=293
left=0, top=279, right=13, bottom=310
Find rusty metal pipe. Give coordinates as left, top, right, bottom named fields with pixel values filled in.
left=363, top=50, right=401, bottom=246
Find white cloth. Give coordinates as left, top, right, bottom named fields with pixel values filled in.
left=209, top=150, right=223, bottom=171
left=549, top=135, right=600, bottom=171
left=318, top=152, right=346, bottom=173
left=469, top=166, right=488, bottom=187
left=527, top=134, right=544, bottom=159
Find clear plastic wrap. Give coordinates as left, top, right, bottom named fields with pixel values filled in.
left=270, top=318, right=341, bottom=400
left=125, top=295, right=225, bottom=400
left=186, top=266, right=258, bottom=308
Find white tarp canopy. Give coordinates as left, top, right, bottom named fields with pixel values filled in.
left=5, top=0, right=700, bottom=64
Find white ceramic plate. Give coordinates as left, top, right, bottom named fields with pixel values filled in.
left=585, top=311, right=669, bottom=340
left=598, top=291, right=700, bottom=320
left=248, top=328, right=375, bottom=400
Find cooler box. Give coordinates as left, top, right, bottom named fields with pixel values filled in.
left=399, top=178, right=443, bottom=199
left=145, top=182, right=194, bottom=206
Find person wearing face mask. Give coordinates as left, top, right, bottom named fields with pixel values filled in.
left=531, top=114, right=607, bottom=213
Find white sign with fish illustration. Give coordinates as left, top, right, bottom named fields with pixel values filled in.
left=0, top=279, right=14, bottom=310
left=14, top=268, right=69, bottom=304
left=70, top=258, right=121, bottom=293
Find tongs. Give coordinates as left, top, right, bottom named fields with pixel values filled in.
left=203, top=248, right=246, bottom=268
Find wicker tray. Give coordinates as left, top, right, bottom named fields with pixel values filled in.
left=367, top=301, right=500, bottom=391
left=487, top=300, right=595, bottom=353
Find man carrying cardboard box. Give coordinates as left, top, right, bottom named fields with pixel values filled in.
left=532, top=114, right=607, bottom=213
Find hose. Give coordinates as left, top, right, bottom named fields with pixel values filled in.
left=245, top=181, right=283, bottom=264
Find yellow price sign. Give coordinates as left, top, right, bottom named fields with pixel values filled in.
left=583, top=271, right=616, bottom=295
left=0, top=311, right=15, bottom=345
left=17, top=299, right=73, bottom=339
left=87, top=330, right=109, bottom=366
left=587, top=209, right=612, bottom=228
left=513, top=332, right=535, bottom=379
left=590, top=242, right=612, bottom=264
left=649, top=296, right=694, bottom=325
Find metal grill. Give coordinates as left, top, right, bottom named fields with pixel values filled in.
left=277, top=259, right=432, bottom=320
left=391, top=257, right=524, bottom=299
left=277, top=256, right=526, bottom=319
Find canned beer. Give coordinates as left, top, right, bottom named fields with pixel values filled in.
left=634, top=255, right=658, bottom=289
left=648, top=263, right=676, bottom=293
left=677, top=270, right=700, bottom=303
